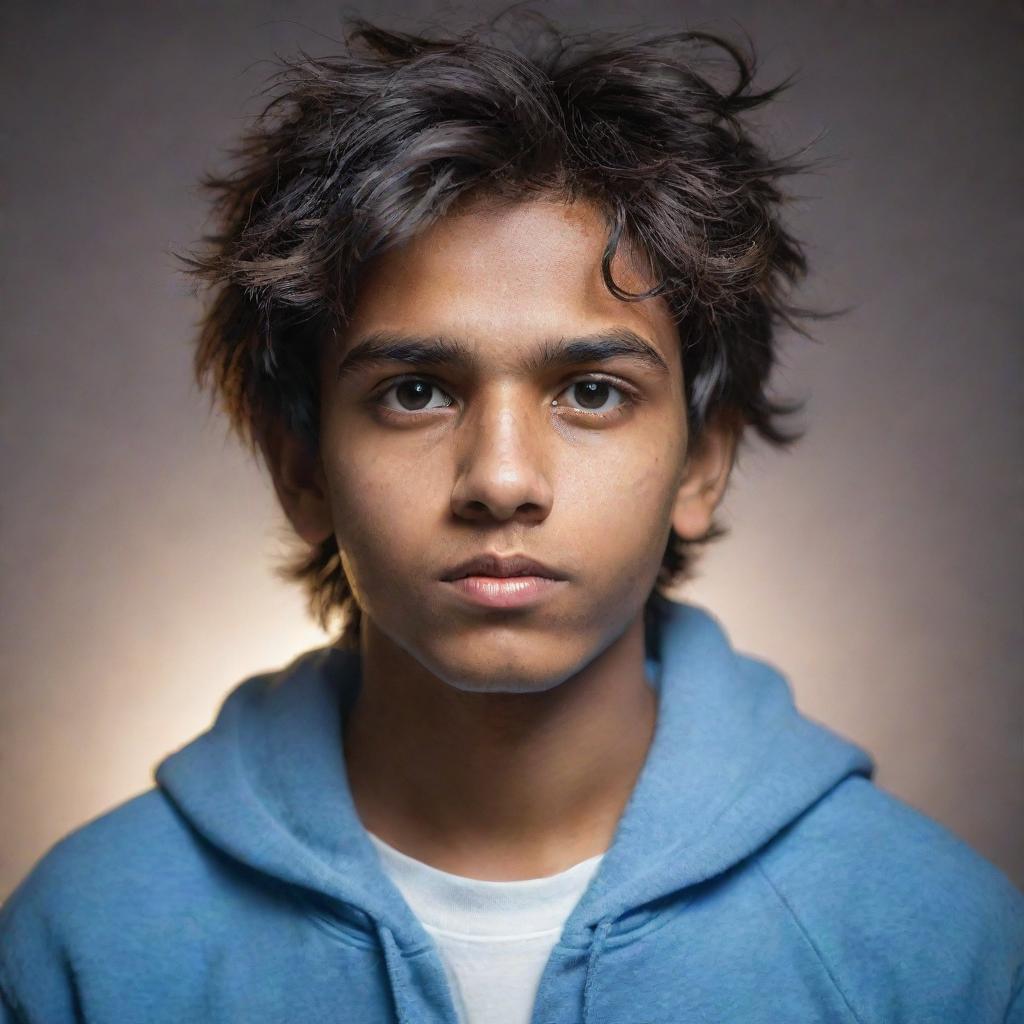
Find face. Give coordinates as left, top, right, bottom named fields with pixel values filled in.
left=284, top=196, right=732, bottom=694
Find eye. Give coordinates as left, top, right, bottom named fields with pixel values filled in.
left=556, top=377, right=635, bottom=418
left=371, top=374, right=639, bottom=421
left=375, top=378, right=455, bottom=413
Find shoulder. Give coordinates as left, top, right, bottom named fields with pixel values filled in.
left=0, top=788, right=218, bottom=1015
left=3, top=786, right=203, bottom=920
left=756, top=775, right=1024, bottom=1022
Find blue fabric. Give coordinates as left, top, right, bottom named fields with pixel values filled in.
left=2, top=596, right=1023, bottom=1022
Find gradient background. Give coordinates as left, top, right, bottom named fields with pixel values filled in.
left=2, top=0, right=1022, bottom=901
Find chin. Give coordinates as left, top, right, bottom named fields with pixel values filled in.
left=421, top=635, right=586, bottom=695
left=443, top=674, right=571, bottom=696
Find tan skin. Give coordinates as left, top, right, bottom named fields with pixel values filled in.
left=262, top=196, right=739, bottom=881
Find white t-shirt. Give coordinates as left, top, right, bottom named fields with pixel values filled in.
left=366, top=830, right=605, bottom=1024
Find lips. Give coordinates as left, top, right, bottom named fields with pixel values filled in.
left=440, top=552, right=567, bottom=582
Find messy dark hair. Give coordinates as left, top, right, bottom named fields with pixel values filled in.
left=182, top=11, right=826, bottom=651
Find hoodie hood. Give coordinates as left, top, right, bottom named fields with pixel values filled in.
left=155, top=595, right=875, bottom=1023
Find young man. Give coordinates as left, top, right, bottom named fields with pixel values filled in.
left=2, top=14, right=1022, bottom=1024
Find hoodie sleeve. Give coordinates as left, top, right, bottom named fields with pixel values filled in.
left=0, top=990, right=24, bottom=1024
left=1007, top=968, right=1024, bottom=1024
left=0, top=849, right=83, bottom=1024
left=753, top=775, right=1024, bottom=1022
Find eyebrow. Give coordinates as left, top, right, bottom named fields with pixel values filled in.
left=335, top=327, right=672, bottom=382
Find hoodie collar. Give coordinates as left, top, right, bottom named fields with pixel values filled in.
left=155, top=596, right=874, bottom=998
left=157, top=638, right=430, bottom=948
left=557, top=593, right=875, bottom=946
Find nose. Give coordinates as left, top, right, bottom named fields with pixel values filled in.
left=449, top=387, right=555, bottom=524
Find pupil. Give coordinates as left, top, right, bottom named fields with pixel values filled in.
left=575, top=381, right=609, bottom=410
left=397, top=380, right=431, bottom=410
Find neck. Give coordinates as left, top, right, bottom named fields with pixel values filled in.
left=342, top=610, right=658, bottom=881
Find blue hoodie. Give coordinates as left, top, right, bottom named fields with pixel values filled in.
left=2, top=596, right=1023, bottom=1023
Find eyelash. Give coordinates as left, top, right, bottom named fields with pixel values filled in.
left=371, top=375, right=641, bottom=422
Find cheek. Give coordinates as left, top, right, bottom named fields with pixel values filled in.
left=321, top=448, right=414, bottom=561
left=556, top=446, right=681, bottom=609
left=319, top=433, right=458, bottom=613
left=571, top=443, right=678, bottom=532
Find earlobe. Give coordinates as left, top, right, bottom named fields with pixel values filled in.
left=258, top=416, right=334, bottom=547
left=670, top=409, right=740, bottom=541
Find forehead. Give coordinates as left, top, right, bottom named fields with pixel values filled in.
left=339, top=196, right=677, bottom=365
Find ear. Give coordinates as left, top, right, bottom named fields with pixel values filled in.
left=671, top=407, right=741, bottom=541
left=257, top=415, right=334, bottom=547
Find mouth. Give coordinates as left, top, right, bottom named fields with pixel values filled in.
left=439, top=551, right=567, bottom=582
left=441, top=574, right=565, bottom=610
left=439, top=551, right=568, bottom=610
